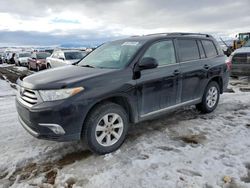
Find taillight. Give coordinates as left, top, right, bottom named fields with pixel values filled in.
left=225, top=57, right=232, bottom=71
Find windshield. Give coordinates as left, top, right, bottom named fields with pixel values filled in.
left=244, top=40, right=250, bottom=47
left=19, top=53, right=31, bottom=57
left=65, top=51, right=86, bottom=60
left=37, top=53, right=50, bottom=59
left=78, top=40, right=144, bottom=69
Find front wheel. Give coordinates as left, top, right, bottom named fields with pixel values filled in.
left=196, top=81, right=220, bottom=113
left=82, top=103, right=129, bottom=155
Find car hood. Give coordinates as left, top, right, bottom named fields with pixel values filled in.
left=19, top=57, right=29, bottom=61
left=233, top=47, right=250, bottom=54
left=18, top=65, right=116, bottom=90
left=66, top=59, right=81, bottom=64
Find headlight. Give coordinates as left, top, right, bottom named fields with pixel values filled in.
left=39, top=87, right=84, bottom=101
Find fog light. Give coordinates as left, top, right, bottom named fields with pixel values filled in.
left=39, top=123, right=65, bottom=135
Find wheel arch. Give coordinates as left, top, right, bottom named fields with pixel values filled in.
left=209, top=76, right=223, bottom=94
left=80, top=94, right=137, bottom=139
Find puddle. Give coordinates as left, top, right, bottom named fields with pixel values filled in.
left=178, top=133, right=206, bottom=145
left=6, top=150, right=91, bottom=186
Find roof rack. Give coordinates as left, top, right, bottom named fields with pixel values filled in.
left=146, top=32, right=212, bottom=38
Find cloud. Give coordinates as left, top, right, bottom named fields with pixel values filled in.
left=0, top=0, right=249, bottom=45
left=0, top=30, right=124, bottom=46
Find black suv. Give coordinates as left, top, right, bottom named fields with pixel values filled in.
left=16, top=33, right=230, bottom=154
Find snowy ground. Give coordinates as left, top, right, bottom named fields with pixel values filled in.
left=0, top=67, right=250, bottom=187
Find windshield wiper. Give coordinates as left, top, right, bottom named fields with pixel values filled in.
left=80, top=64, right=95, bottom=68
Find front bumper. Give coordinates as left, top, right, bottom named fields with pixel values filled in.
left=16, top=96, right=89, bottom=142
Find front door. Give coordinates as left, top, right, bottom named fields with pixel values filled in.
left=136, top=40, right=180, bottom=118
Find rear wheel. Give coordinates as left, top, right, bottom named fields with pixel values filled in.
left=36, top=64, right=40, bottom=71
left=82, top=103, right=129, bottom=155
left=196, top=81, right=220, bottom=113
left=47, top=64, right=51, bottom=69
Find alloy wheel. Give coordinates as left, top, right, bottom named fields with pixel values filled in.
left=95, top=113, right=124, bottom=147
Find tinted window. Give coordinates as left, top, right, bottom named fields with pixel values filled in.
left=37, top=53, right=51, bottom=59
left=19, top=53, right=31, bottom=57
left=143, top=40, right=176, bottom=66
left=232, top=53, right=249, bottom=64
left=197, top=41, right=206, bottom=59
left=202, top=40, right=218, bottom=58
left=178, top=39, right=200, bottom=62
left=65, top=51, right=86, bottom=60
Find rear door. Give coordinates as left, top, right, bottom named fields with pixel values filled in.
left=49, top=52, right=59, bottom=68
left=176, top=38, right=207, bottom=102
left=136, top=40, right=180, bottom=118
left=30, top=53, right=37, bottom=69
left=56, top=52, right=66, bottom=67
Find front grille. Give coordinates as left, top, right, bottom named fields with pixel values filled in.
left=20, top=88, right=38, bottom=105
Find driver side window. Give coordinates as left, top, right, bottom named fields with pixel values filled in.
left=143, top=40, right=176, bottom=66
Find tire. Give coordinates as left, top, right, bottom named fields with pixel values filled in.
left=36, top=64, right=40, bottom=72
left=28, top=63, right=31, bottom=70
left=47, top=64, right=51, bottom=69
left=82, top=102, right=129, bottom=155
left=196, top=81, right=220, bottom=113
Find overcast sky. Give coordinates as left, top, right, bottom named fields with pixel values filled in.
left=0, top=0, right=249, bottom=46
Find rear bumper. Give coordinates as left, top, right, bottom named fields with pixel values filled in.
left=231, top=64, right=250, bottom=76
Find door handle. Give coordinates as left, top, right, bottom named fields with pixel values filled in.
left=173, top=70, right=180, bottom=75
left=204, top=64, right=210, bottom=69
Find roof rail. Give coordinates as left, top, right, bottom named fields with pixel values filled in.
left=146, top=32, right=212, bottom=38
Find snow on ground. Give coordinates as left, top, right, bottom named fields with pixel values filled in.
left=0, top=78, right=250, bottom=188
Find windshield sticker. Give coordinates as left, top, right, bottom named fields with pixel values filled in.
left=122, top=42, right=139, bottom=46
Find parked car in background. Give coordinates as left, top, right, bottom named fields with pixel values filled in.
left=0, top=53, right=3, bottom=64
left=46, top=50, right=87, bottom=68
left=15, top=52, right=31, bottom=66
left=16, top=33, right=230, bottom=154
left=45, top=49, right=54, bottom=54
left=28, top=52, right=51, bottom=71
left=229, top=40, right=250, bottom=76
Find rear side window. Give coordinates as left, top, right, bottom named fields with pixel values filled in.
left=143, top=40, right=176, bottom=66
left=177, top=39, right=200, bottom=62
left=202, top=40, right=218, bottom=58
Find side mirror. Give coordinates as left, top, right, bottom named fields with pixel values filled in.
left=139, top=57, right=158, bottom=70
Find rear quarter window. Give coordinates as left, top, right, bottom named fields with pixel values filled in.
left=202, top=40, right=218, bottom=58
left=177, top=39, right=200, bottom=62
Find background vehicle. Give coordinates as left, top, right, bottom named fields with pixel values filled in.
left=28, top=52, right=51, bottom=71
left=229, top=40, right=250, bottom=76
left=0, top=53, right=3, bottom=64
left=16, top=33, right=230, bottom=154
left=233, top=32, right=250, bottom=50
left=222, top=32, right=250, bottom=56
left=15, top=52, right=31, bottom=66
left=46, top=50, right=87, bottom=68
